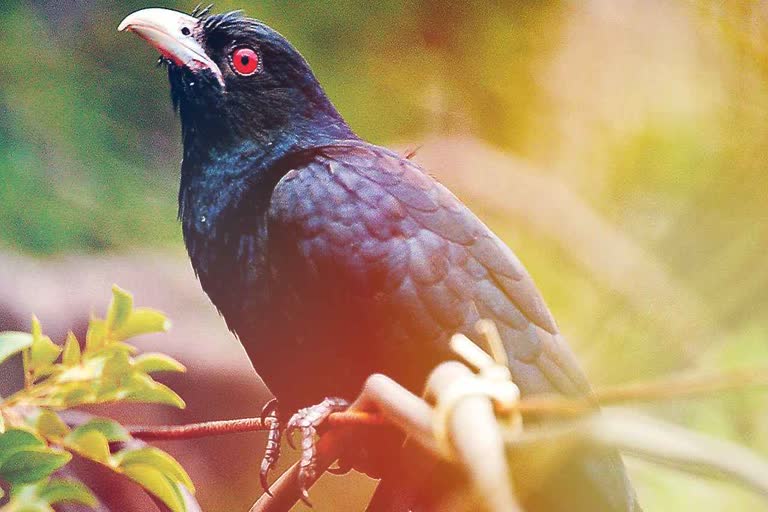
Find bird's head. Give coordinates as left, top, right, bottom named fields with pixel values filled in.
left=119, top=7, right=353, bottom=161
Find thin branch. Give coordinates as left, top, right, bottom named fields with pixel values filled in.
left=594, top=367, right=768, bottom=403
left=129, top=368, right=768, bottom=441
left=516, top=367, right=768, bottom=417
left=124, top=366, right=768, bottom=512
left=129, top=417, right=270, bottom=441
left=129, top=412, right=386, bottom=441
left=426, top=361, right=523, bottom=512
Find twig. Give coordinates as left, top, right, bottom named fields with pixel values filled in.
left=517, top=367, right=768, bottom=417
left=129, top=412, right=386, bottom=441
left=594, top=367, right=768, bottom=404
left=129, top=417, right=270, bottom=440
left=125, top=366, right=768, bottom=512
left=347, top=373, right=436, bottom=454
left=129, top=369, right=768, bottom=442
left=426, top=361, right=522, bottom=512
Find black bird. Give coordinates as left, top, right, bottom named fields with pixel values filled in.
left=119, top=7, right=640, bottom=511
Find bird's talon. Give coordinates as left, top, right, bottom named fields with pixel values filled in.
left=299, top=487, right=313, bottom=507
left=259, top=399, right=282, bottom=495
left=260, top=397, right=279, bottom=424
left=259, top=461, right=274, bottom=497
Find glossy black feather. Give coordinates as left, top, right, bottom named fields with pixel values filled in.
left=159, top=9, right=641, bottom=511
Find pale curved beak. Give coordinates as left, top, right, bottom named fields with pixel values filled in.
left=118, top=8, right=223, bottom=85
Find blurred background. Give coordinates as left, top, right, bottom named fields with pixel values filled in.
left=2, top=0, right=768, bottom=510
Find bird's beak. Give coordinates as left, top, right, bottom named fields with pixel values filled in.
left=118, top=8, right=224, bottom=85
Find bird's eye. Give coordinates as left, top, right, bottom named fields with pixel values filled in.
left=230, top=47, right=260, bottom=76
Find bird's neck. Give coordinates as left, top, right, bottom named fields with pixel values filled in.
left=178, top=78, right=357, bottom=170
left=177, top=88, right=359, bottom=301
left=177, top=139, right=287, bottom=330
left=178, top=88, right=359, bottom=212
left=177, top=105, right=358, bottom=270
left=179, top=113, right=356, bottom=198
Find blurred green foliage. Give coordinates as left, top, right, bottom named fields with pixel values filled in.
left=0, top=0, right=563, bottom=254
left=2, top=1, right=768, bottom=510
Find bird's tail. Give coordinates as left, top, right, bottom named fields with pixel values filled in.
left=521, top=447, right=642, bottom=512
left=366, top=442, right=641, bottom=512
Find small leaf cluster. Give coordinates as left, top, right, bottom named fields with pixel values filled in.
left=0, top=286, right=194, bottom=511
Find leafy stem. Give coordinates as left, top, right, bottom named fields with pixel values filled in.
left=0, top=286, right=193, bottom=512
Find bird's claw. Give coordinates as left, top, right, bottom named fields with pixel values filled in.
left=285, top=397, right=350, bottom=505
left=259, top=456, right=275, bottom=497
left=257, top=397, right=349, bottom=503
left=259, top=398, right=281, bottom=496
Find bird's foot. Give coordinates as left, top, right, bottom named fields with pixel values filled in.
left=285, top=397, right=350, bottom=505
left=258, top=397, right=350, bottom=504
left=259, top=398, right=282, bottom=496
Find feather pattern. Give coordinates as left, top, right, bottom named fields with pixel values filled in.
left=263, top=142, right=591, bottom=399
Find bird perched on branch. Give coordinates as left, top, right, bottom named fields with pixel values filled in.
left=119, top=7, right=640, bottom=511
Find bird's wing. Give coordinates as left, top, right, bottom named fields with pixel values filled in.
left=267, top=142, right=591, bottom=396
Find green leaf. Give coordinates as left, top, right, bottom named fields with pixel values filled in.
left=101, top=350, right=132, bottom=382
left=0, top=429, right=44, bottom=449
left=96, top=342, right=138, bottom=357
left=56, top=363, right=97, bottom=384
left=113, top=308, right=171, bottom=341
left=30, top=316, right=43, bottom=340
left=6, top=503, right=54, bottom=512
left=134, top=353, right=186, bottom=374
left=39, top=478, right=97, bottom=506
left=46, top=382, right=94, bottom=407
left=85, top=318, right=107, bottom=352
left=0, top=332, right=33, bottom=366
left=34, top=410, right=69, bottom=440
left=11, top=503, right=54, bottom=512
left=123, top=374, right=185, bottom=409
left=4, top=485, right=54, bottom=512
left=28, top=318, right=61, bottom=375
left=121, top=463, right=186, bottom=512
left=0, top=447, right=71, bottom=484
left=69, top=418, right=129, bottom=443
left=116, top=447, right=194, bottom=492
left=0, top=429, right=45, bottom=466
left=65, top=430, right=111, bottom=464
left=61, top=332, right=81, bottom=366
left=107, top=285, right=134, bottom=332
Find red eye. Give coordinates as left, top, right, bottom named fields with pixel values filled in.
left=231, top=47, right=260, bottom=76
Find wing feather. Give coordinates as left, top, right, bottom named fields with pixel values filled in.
left=268, top=143, right=590, bottom=395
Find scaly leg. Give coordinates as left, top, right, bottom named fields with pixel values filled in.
left=285, top=397, right=350, bottom=505
left=259, top=398, right=281, bottom=495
